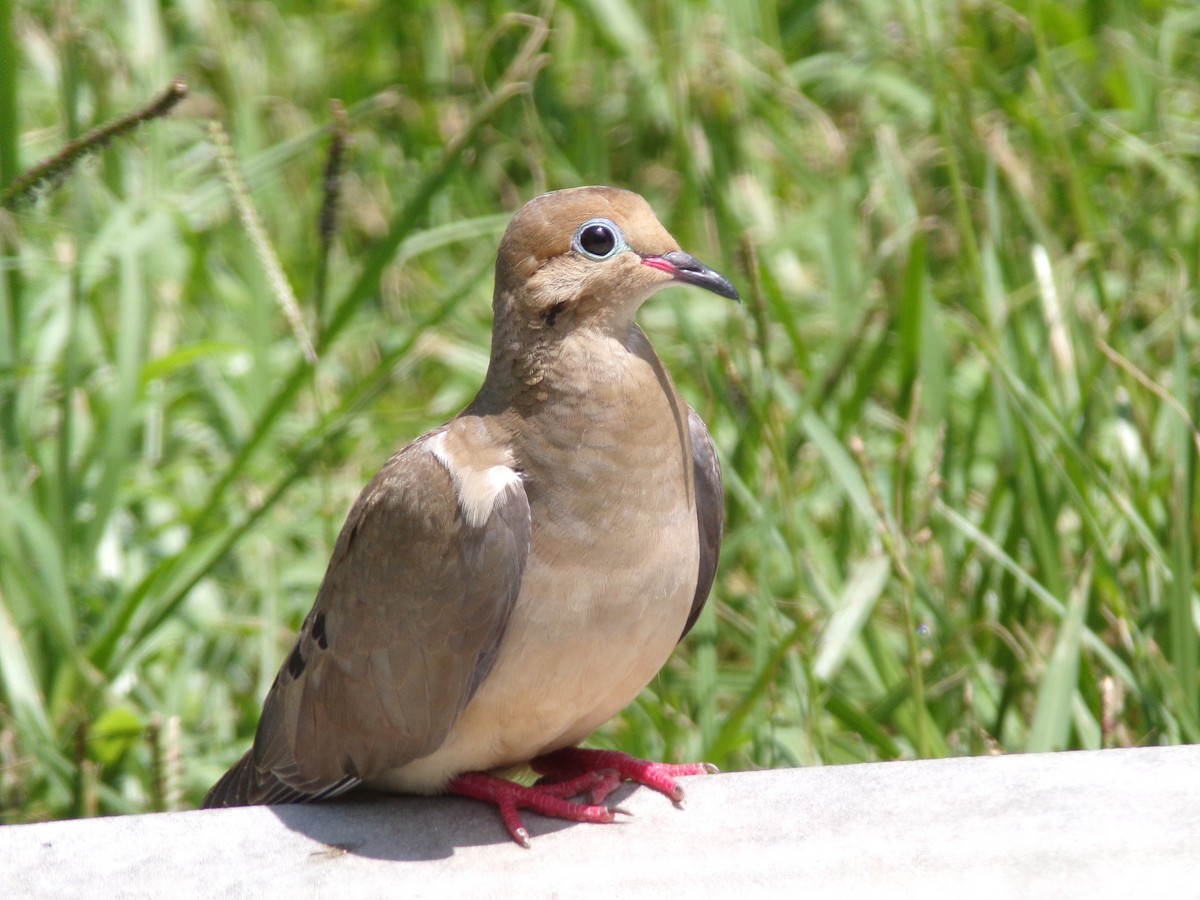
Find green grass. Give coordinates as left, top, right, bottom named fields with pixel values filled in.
left=1, top=0, right=1197, bottom=822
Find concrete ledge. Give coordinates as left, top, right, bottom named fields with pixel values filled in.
left=3, top=746, right=1199, bottom=898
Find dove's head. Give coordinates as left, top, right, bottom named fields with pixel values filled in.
left=492, top=186, right=738, bottom=336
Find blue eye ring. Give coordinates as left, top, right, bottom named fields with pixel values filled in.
left=572, top=217, right=626, bottom=260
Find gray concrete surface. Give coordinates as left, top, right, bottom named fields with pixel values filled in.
left=2, top=745, right=1199, bottom=898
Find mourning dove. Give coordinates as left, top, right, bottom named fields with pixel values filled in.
left=202, top=186, right=738, bottom=846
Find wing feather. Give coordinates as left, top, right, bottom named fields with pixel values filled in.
left=203, top=429, right=529, bottom=808
left=679, top=407, right=723, bottom=641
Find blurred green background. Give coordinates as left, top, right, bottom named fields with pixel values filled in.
left=1, top=0, right=1198, bottom=823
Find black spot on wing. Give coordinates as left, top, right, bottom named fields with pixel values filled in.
left=313, top=611, right=328, bottom=649
left=286, top=644, right=306, bottom=679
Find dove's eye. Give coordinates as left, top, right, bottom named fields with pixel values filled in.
left=573, top=218, right=623, bottom=259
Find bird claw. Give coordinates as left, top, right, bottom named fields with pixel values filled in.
left=533, top=747, right=715, bottom=807
left=448, top=771, right=628, bottom=848
left=449, top=748, right=713, bottom=847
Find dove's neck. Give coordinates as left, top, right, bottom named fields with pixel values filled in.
left=470, top=321, right=690, bottom=480
left=477, top=317, right=654, bottom=405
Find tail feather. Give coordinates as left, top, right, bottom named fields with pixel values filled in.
left=202, top=749, right=360, bottom=808
left=202, top=750, right=264, bottom=808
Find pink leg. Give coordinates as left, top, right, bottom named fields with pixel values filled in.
left=447, top=770, right=630, bottom=848
left=532, top=747, right=717, bottom=805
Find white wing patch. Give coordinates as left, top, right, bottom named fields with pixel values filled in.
left=427, top=432, right=523, bottom=528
